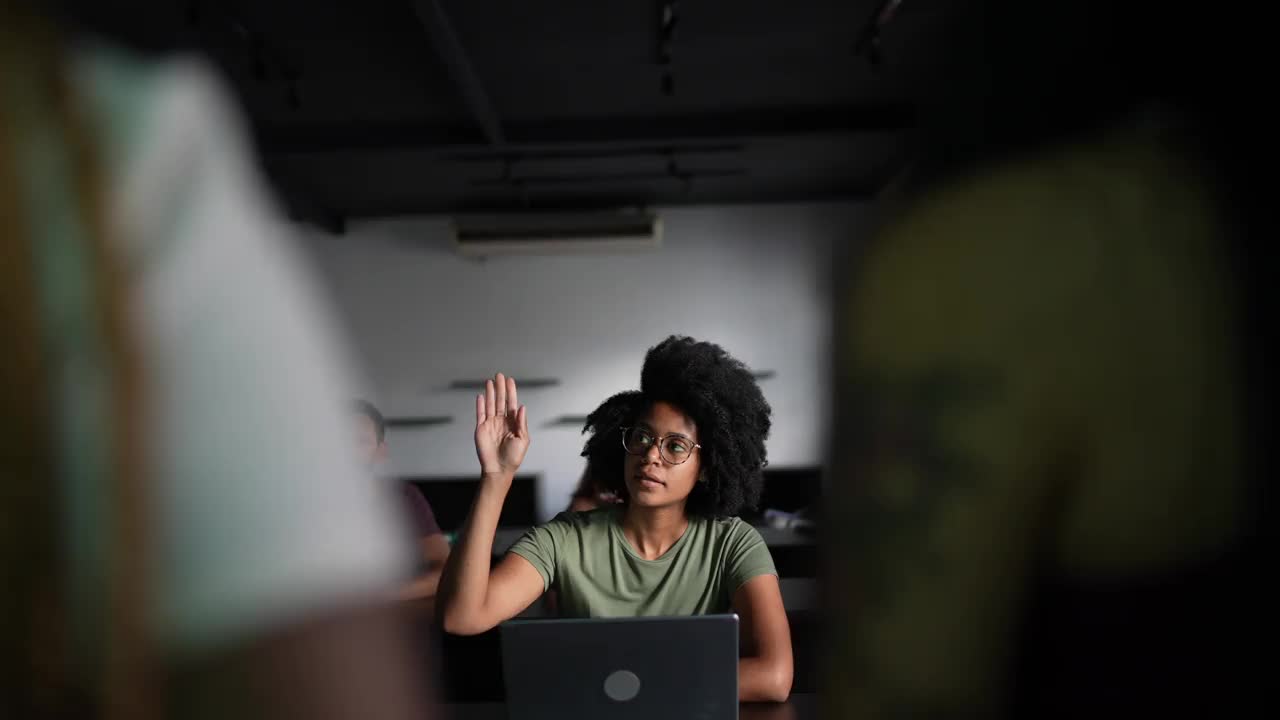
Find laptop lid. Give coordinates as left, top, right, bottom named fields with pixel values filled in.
left=500, top=614, right=739, bottom=720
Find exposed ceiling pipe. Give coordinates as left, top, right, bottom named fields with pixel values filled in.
left=338, top=186, right=882, bottom=219
left=855, top=0, right=906, bottom=67
left=260, top=104, right=915, bottom=156
left=656, top=1, right=679, bottom=95
left=412, top=0, right=507, bottom=147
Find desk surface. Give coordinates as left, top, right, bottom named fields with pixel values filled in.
left=438, top=693, right=816, bottom=720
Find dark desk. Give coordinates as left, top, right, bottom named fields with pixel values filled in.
left=438, top=693, right=816, bottom=720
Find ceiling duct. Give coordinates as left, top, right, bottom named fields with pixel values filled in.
left=451, top=210, right=661, bottom=257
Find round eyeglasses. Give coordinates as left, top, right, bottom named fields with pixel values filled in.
left=621, top=426, right=701, bottom=465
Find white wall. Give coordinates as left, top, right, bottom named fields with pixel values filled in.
left=304, top=202, right=865, bottom=520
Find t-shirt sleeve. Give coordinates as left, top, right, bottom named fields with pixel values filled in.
left=725, top=521, right=777, bottom=593
left=506, top=513, right=575, bottom=592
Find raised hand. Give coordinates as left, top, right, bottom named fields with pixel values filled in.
left=474, top=372, right=530, bottom=477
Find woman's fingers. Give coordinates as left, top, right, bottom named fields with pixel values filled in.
left=494, top=372, right=508, bottom=416
left=480, top=373, right=522, bottom=428
left=518, top=405, right=528, bottom=437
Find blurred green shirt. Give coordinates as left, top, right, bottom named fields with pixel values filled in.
left=827, top=119, right=1245, bottom=717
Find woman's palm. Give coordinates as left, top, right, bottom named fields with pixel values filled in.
left=474, top=373, right=529, bottom=475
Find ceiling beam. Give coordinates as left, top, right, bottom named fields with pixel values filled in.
left=258, top=104, right=914, bottom=156
left=468, top=167, right=748, bottom=189
left=438, top=141, right=745, bottom=163
left=331, top=185, right=885, bottom=219
left=411, top=0, right=506, bottom=146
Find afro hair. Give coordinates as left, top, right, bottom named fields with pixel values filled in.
left=580, top=336, right=771, bottom=518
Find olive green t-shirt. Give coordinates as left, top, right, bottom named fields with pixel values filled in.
left=508, top=507, right=777, bottom=617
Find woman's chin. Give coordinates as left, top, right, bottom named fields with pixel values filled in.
left=624, top=481, right=663, bottom=503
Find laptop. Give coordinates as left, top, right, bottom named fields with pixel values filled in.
left=500, top=614, right=739, bottom=720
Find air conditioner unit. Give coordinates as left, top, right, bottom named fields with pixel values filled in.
left=450, top=210, right=661, bottom=256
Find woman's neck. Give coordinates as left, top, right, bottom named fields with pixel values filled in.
left=621, top=504, right=690, bottom=560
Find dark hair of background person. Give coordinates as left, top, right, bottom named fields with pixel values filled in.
left=353, top=399, right=387, bottom=444
left=0, top=2, right=151, bottom=717
left=570, top=467, right=596, bottom=500
left=579, top=335, right=772, bottom=519
left=569, top=465, right=613, bottom=505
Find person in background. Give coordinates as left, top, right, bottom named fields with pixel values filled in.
left=566, top=464, right=621, bottom=512
left=437, top=336, right=793, bottom=702
left=823, top=0, right=1265, bottom=717
left=353, top=400, right=452, bottom=603
left=0, top=2, right=431, bottom=717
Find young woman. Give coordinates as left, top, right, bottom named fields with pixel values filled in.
left=437, top=336, right=793, bottom=702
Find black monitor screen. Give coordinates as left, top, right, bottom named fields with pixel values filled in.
left=405, top=475, right=539, bottom=532
left=747, top=467, right=821, bottom=522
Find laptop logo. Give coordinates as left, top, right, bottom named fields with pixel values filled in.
left=603, top=670, right=641, bottom=702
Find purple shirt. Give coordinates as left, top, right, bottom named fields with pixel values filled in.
left=400, top=483, right=442, bottom=538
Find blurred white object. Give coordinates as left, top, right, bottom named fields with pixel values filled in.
left=762, top=508, right=815, bottom=532
left=72, top=45, right=413, bottom=654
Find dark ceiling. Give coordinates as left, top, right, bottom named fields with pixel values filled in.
left=63, top=1, right=956, bottom=232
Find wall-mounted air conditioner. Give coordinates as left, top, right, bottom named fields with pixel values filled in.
left=450, top=210, right=661, bottom=256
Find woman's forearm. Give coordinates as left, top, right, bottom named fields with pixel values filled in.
left=738, top=655, right=793, bottom=703
left=434, top=472, right=511, bottom=634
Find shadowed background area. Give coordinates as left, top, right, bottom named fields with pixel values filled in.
left=54, top=0, right=959, bottom=225
left=53, top=0, right=954, bottom=516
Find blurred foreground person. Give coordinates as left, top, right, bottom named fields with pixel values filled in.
left=1, top=3, right=431, bottom=718
left=825, top=1, right=1266, bottom=717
